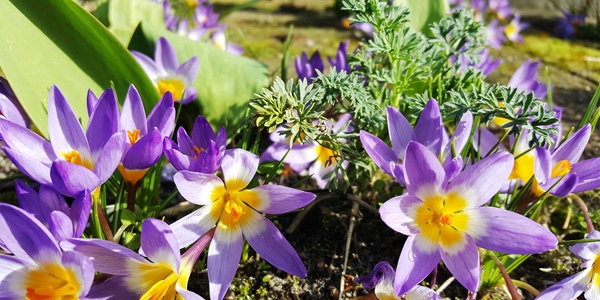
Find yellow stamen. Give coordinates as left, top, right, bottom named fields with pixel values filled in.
left=415, top=193, right=469, bottom=247
left=192, top=145, right=205, bottom=161
left=25, top=263, right=81, bottom=300
left=127, top=129, right=141, bottom=146
left=157, top=79, right=185, bottom=102
left=209, top=181, right=261, bottom=231
left=127, top=261, right=182, bottom=300
left=61, top=150, right=93, bottom=170
left=551, top=160, right=572, bottom=178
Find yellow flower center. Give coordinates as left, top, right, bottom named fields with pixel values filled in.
left=186, top=0, right=198, bottom=8
left=25, top=263, right=81, bottom=300
left=508, top=152, right=535, bottom=182
left=61, top=150, right=93, bottom=171
left=316, top=145, right=337, bottom=167
left=127, top=129, right=141, bottom=146
left=414, top=194, right=469, bottom=247
left=551, top=159, right=572, bottom=178
left=209, top=181, right=262, bottom=231
left=126, top=261, right=184, bottom=300
left=505, top=23, right=516, bottom=37
left=157, top=78, right=185, bottom=102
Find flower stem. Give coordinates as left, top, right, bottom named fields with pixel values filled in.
left=570, top=194, right=595, bottom=234
left=126, top=182, right=139, bottom=212
left=510, top=280, right=540, bottom=297
left=91, top=192, right=105, bottom=239
left=490, top=252, right=521, bottom=300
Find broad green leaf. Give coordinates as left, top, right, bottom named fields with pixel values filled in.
left=0, top=0, right=158, bottom=137
left=395, top=0, right=449, bottom=35
left=107, top=0, right=165, bottom=45
left=130, top=22, right=270, bottom=133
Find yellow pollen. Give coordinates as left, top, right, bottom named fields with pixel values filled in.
left=551, top=160, right=572, bottom=178
left=223, top=192, right=245, bottom=223
left=316, top=145, right=337, bottom=167
left=61, top=150, right=93, bottom=170
left=157, top=78, right=185, bottom=102
left=127, top=129, right=141, bottom=146
left=414, top=194, right=469, bottom=247
left=436, top=213, right=455, bottom=227
left=25, top=263, right=81, bottom=300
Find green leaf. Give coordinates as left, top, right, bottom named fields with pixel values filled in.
left=120, top=209, right=136, bottom=226
left=394, top=0, right=449, bottom=35
left=0, top=0, right=158, bottom=137
left=129, top=22, right=270, bottom=133
left=106, top=0, right=165, bottom=45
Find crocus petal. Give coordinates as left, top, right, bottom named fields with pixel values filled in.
left=122, top=129, right=163, bottom=170
left=571, top=158, right=600, bottom=193
left=164, top=140, right=192, bottom=171
left=147, top=92, right=175, bottom=138
left=191, top=115, right=215, bottom=149
left=181, top=87, right=198, bottom=104
left=70, top=190, right=92, bottom=238
left=39, top=185, right=71, bottom=213
left=535, top=148, right=552, bottom=182
left=47, top=85, right=90, bottom=157
left=443, top=156, right=463, bottom=182
left=536, top=270, right=589, bottom=300
left=87, top=90, right=99, bottom=116
left=405, top=285, right=442, bottom=300
left=139, top=219, right=180, bottom=274
left=61, top=250, right=95, bottom=297
left=0, top=94, right=27, bottom=128
left=390, top=162, right=407, bottom=186
left=570, top=230, right=600, bottom=262
left=208, top=226, right=243, bottom=300
left=176, top=126, right=195, bottom=155
left=48, top=211, right=74, bottom=241
left=174, top=171, right=224, bottom=205
left=404, top=142, right=446, bottom=199
left=176, top=287, right=205, bottom=300
left=51, top=161, right=100, bottom=197
left=0, top=116, right=55, bottom=164
left=0, top=255, right=26, bottom=297
left=394, top=235, right=440, bottom=296
left=244, top=184, right=315, bottom=214
left=221, top=149, right=258, bottom=191
left=440, top=235, right=479, bottom=292
left=539, top=172, right=578, bottom=197
left=60, top=238, right=145, bottom=275
left=442, top=111, right=473, bottom=160
left=415, top=99, right=444, bottom=156
left=379, top=195, right=422, bottom=236
left=360, top=130, right=397, bottom=175
left=85, top=275, right=141, bottom=299
left=354, top=261, right=395, bottom=290
left=3, top=147, right=52, bottom=185
left=552, top=124, right=590, bottom=164
left=156, top=37, right=179, bottom=72
left=386, top=106, right=415, bottom=160
left=447, top=152, right=513, bottom=208
left=242, top=209, right=306, bottom=276
left=472, top=127, right=503, bottom=156
left=176, top=56, right=200, bottom=83
left=121, top=85, right=148, bottom=134
left=16, top=180, right=53, bottom=225
left=93, top=131, right=126, bottom=183
left=0, top=203, right=61, bottom=266
left=170, top=205, right=218, bottom=248
left=131, top=51, right=163, bottom=80
left=87, top=88, right=119, bottom=155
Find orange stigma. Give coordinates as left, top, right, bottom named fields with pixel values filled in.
left=127, top=129, right=141, bottom=146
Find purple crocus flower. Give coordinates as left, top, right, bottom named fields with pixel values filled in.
left=350, top=22, right=375, bottom=38
left=471, top=0, right=486, bottom=22
left=295, top=51, right=324, bottom=83
left=164, top=115, right=227, bottom=174
left=0, top=86, right=125, bottom=197
left=163, top=0, right=179, bottom=30
left=488, top=0, right=513, bottom=19
left=118, top=85, right=175, bottom=186
left=194, top=4, right=220, bottom=29
left=328, top=41, right=350, bottom=74
left=486, top=19, right=506, bottom=49
left=176, top=17, right=210, bottom=41
left=62, top=218, right=212, bottom=299
left=16, top=180, right=91, bottom=241
left=379, top=142, right=557, bottom=295
left=458, top=48, right=502, bottom=76
left=131, top=37, right=200, bottom=104
left=505, top=14, right=529, bottom=43
left=211, top=25, right=244, bottom=56
left=556, top=10, right=586, bottom=39
left=355, top=261, right=442, bottom=299
left=0, top=77, right=30, bottom=128
left=0, top=203, right=94, bottom=299
left=537, top=230, right=600, bottom=299
left=170, top=149, right=316, bottom=300
left=508, top=59, right=548, bottom=98
left=360, top=99, right=473, bottom=185
left=535, top=124, right=600, bottom=197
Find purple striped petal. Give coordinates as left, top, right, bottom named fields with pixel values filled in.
left=48, top=211, right=74, bottom=241
left=121, top=85, right=148, bottom=134
left=468, top=207, right=557, bottom=253
left=404, top=142, right=446, bottom=199
left=60, top=238, right=145, bottom=275
left=443, top=156, right=463, bottom=182
left=0, top=255, right=26, bottom=297
left=354, top=261, right=395, bottom=290
left=386, top=106, right=415, bottom=160
left=536, top=270, right=589, bottom=300
left=174, top=171, right=224, bottom=205
left=0, top=117, right=55, bottom=164
left=208, top=226, right=243, bottom=300
left=221, top=149, right=258, bottom=190
left=360, top=130, right=397, bottom=175
left=47, top=85, right=90, bottom=157
left=0, top=94, right=27, bottom=128
left=87, top=88, right=119, bottom=155
left=122, top=129, right=163, bottom=170
left=140, top=219, right=180, bottom=273
left=394, top=235, right=440, bottom=296
left=405, top=285, right=441, bottom=300
left=539, top=172, right=578, bottom=197
left=440, top=235, right=479, bottom=292
left=242, top=210, right=306, bottom=276
left=16, top=181, right=63, bottom=226
left=62, top=249, right=95, bottom=297
left=164, top=140, right=192, bottom=171
left=93, top=131, right=126, bottom=183
left=85, top=275, right=141, bottom=299
left=572, top=158, right=600, bottom=193
left=442, top=111, right=473, bottom=160
left=570, top=230, right=600, bottom=262
left=535, top=148, right=552, bottom=182
left=156, top=37, right=179, bottom=73
left=170, top=205, right=218, bottom=248
left=390, top=162, right=406, bottom=186
left=245, top=184, right=315, bottom=214
left=379, top=195, right=421, bottom=236
left=191, top=115, right=215, bottom=149
left=50, top=161, right=100, bottom=197
left=472, top=127, right=503, bottom=156
left=3, top=147, right=52, bottom=185
left=415, top=99, right=444, bottom=156
left=147, top=92, right=175, bottom=138
left=0, top=203, right=61, bottom=266
left=131, top=51, right=164, bottom=80
left=447, top=152, right=513, bottom=208
left=70, top=190, right=92, bottom=238
left=552, top=124, right=590, bottom=164
left=39, top=185, right=70, bottom=213
left=176, top=56, right=200, bottom=83
left=177, top=126, right=195, bottom=155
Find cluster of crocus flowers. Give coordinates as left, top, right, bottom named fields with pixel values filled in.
left=354, top=261, right=441, bottom=299
left=295, top=41, right=351, bottom=83
left=457, top=48, right=502, bottom=76
left=132, top=37, right=200, bottom=104
left=556, top=9, right=586, bottom=39
left=170, top=148, right=316, bottom=300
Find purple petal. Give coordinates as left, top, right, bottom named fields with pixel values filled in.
left=176, top=288, right=205, bottom=300
left=440, top=235, right=479, bottom=292
left=121, top=85, right=148, bottom=134
left=569, top=230, right=600, bottom=262
left=386, top=106, right=415, bottom=160
left=87, top=90, right=99, bottom=116
left=3, top=148, right=52, bottom=184
left=0, top=203, right=61, bottom=266
left=122, top=129, right=163, bottom=170
left=354, top=261, right=395, bottom=290
left=0, top=94, right=27, bottom=128
left=221, top=149, right=258, bottom=190
left=131, top=51, right=164, bottom=80
left=443, top=156, right=463, bottom=182
left=170, top=205, right=218, bottom=248
left=50, top=161, right=100, bottom=197
left=174, top=171, right=224, bottom=205
left=0, top=255, right=26, bottom=297
left=164, top=140, right=192, bottom=171
left=245, top=184, right=315, bottom=214
left=70, top=190, right=92, bottom=238
left=379, top=195, right=422, bottom=236
left=181, top=86, right=198, bottom=104
left=84, top=275, right=141, bottom=299
left=394, top=235, right=440, bottom=296
left=390, top=162, right=407, bottom=186
left=415, top=99, right=444, bottom=155
left=60, top=238, right=145, bottom=275
left=48, top=211, right=74, bottom=241
left=552, top=124, right=590, bottom=164
left=447, top=151, right=513, bottom=208
left=176, top=56, right=200, bottom=84
left=443, top=111, right=473, bottom=160
left=469, top=207, right=557, bottom=253
left=62, top=249, right=95, bottom=297
left=405, top=285, right=442, bottom=300
left=535, top=148, right=552, bottom=182
left=156, top=37, right=179, bottom=72
left=536, top=270, right=589, bottom=300
left=147, top=92, right=175, bottom=138
left=539, top=172, right=578, bottom=197
left=360, top=130, right=397, bottom=175
left=472, top=127, right=503, bottom=156
left=16, top=181, right=62, bottom=226
left=207, top=226, right=243, bottom=300
left=93, top=131, right=126, bottom=183
left=242, top=210, right=306, bottom=276
left=177, top=126, right=195, bottom=155
left=140, top=219, right=180, bottom=273
left=403, top=142, right=446, bottom=199
left=87, top=88, right=119, bottom=155
left=572, top=158, right=600, bottom=193
left=191, top=115, right=215, bottom=149
left=47, top=85, right=90, bottom=157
